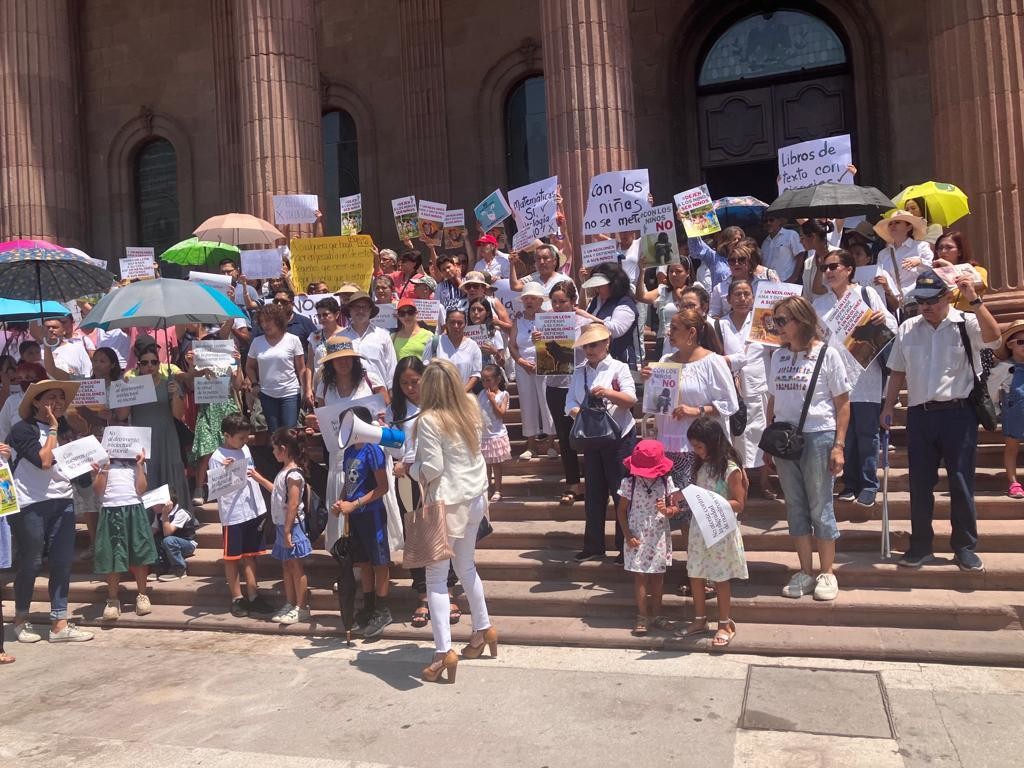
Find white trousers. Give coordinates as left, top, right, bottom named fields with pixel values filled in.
left=515, top=364, right=554, bottom=438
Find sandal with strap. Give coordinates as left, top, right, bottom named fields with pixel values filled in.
left=651, top=616, right=673, bottom=631
left=677, top=616, right=710, bottom=637
left=449, top=603, right=462, bottom=625
left=712, top=618, right=736, bottom=647
left=559, top=492, right=583, bottom=506
left=410, top=603, right=430, bottom=629
left=632, top=614, right=649, bottom=636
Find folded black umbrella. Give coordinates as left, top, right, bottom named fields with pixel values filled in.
left=329, top=519, right=357, bottom=645
left=766, top=183, right=895, bottom=220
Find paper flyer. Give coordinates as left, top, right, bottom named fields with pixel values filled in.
left=639, top=204, right=679, bottom=267
left=582, top=169, right=650, bottom=235
left=511, top=229, right=536, bottom=253
left=194, top=375, right=232, bottom=404
left=370, top=303, right=397, bottom=331
left=413, top=298, right=440, bottom=328
left=392, top=196, right=419, bottom=241
left=674, top=185, right=721, bottom=239
left=933, top=263, right=983, bottom=289
left=120, top=248, right=155, bottom=280
left=747, top=282, right=803, bottom=346
left=508, top=175, right=558, bottom=239
left=141, top=484, right=171, bottom=510
left=108, top=375, right=158, bottom=409
left=0, top=461, right=20, bottom=517
left=340, top=194, right=362, bottom=235
left=580, top=240, right=619, bottom=269
left=272, top=194, right=319, bottom=225
left=52, top=436, right=108, bottom=480
left=682, top=485, right=737, bottom=548
left=101, top=426, right=153, bottom=461
left=240, top=248, right=282, bottom=280
left=533, top=312, right=577, bottom=376
left=207, top=460, right=248, bottom=501
left=474, top=189, right=512, bottom=229
left=71, top=378, right=107, bottom=409
left=823, top=288, right=896, bottom=369
left=443, top=209, right=467, bottom=250
left=465, top=324, right=491, bottom=347
left=192, top=339, right=236, bottom=371
left=417, top=200, right=446, bottom=246
left=642, top=362, right=682, bottom=414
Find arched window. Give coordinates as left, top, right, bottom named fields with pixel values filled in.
left=322, top=109, right=360, bottom=236
left=699, top=10, right=847, bottom=87
left=134, top=138, right=179, bottom=254
left=505, top=75, right=548, bottom=190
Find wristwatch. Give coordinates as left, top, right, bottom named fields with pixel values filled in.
left=969, top=297, right=983, bottom=306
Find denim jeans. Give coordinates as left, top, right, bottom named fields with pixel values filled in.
left=775, top=430, right=840, bottom=541
left=12, top=498, right=77, bottom=621
left=160, top=535, right=196, bottom=571
left=259, top=392, right=301, bottom=432
left=842, top=401, right=881, bottom=494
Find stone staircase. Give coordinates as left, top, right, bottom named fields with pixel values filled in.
left=17, top=380, right=1024, bottom=665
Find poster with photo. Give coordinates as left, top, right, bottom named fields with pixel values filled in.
left=641, top=362, right=682, bottom=414
left=443, top=209, right=467, bottom=250
left=639, top=204, right=679, bottom=268
left=392, top=196, right=418, bottom=241
left=340, top=194, right=362, bottom=235
left=747, top=282, right=803, bottom=347
left=533, top=312, right=577, bottom=375
left=822, top=288, right=895, bottom=370
left=673, top=185, right=721, bottom=239
left=417, top=200, right=446, bottom=246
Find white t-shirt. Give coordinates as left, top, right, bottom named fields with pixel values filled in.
left=102, top=460, right=144, bottom=507
left=51, top=341, right=92, bottom=378
left=423, top=335, right=482, bottom=385
left=210, top=445, right=266, bottom=526
left=619, top=239, right=641, bottom=283
left=761, top=228, right=802, bottom=282
left=477, top=389, right=509, bottom=440
left=248, top=332, right=303, bottom=397
left=153, top=504, right=192, bottom=534
left=768, top=343, right=851, bottom=433
left=0, top=393, right=23, bottom=443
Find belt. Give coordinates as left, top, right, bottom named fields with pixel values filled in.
left=917, top=398, right=968, bottom=412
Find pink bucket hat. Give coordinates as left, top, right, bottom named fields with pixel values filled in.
left=623, top=439, right=674, bottom=479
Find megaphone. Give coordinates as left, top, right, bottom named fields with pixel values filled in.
left=338, top=409, right=405, bottom=450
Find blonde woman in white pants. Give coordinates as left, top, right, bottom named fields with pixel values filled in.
left=509, top=282, right=555, bottom=460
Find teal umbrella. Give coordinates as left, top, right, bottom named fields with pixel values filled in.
left=80, top=278, right=245, bottom=331
left=0, top=298, right=70, bottom=322
left=159, top=237, right=240, bottom=269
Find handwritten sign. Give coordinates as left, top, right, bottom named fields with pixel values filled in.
left=508, top=175, right=558, bottom=239
left=582, top=169, right=649, bottom=235
left=272, top=194, right=319, bottom=225
left=108, top=376, right=157, bottom=409
left=682, top=485, right=737, bottom=548
left=141, top=484, right=171, bottom=509
left=474, top=189, right=512, bottom=229
left=822, top=289, right=895, bottom=370
left=580, top=240, right=619, bottom=269
left=392, top=196, right=418, bottom=240
left=240, top=248, right=282, bottom=279
left=493, top=279, right=524, bottom=323
left=102, top=426, right=152, bottom=461
left=674, top=185, right=721, bottom=239
left=195, top=375, right=232, bottom=404
left=189, top=271, right=232, bottom=296
left=370, top=303, right=397, bottom=331
left=292, top=293, right=334, bottom=326
left=289, top=236, right=375, bottom=296
left=315, top=394, right=387, bottom=451
left=640, top=204, right=680, bottom=267
left=340, top=194, right=362, bottom=235
left=71, top=378, right=107, bottom=408
left=207, top=460, right=248, bottom=501
left=747, top=282, right=803, bottom=347
left=642, top=362, right=682, bottom=414
left=0, top=461, right=18, bottom=517
left=511, top=229, right=536, bottom=253
left=777, top=134, right=853, bottom=193
left=52, top=436, right=108, bottom=479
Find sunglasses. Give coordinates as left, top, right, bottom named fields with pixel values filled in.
left=273, top=298, right=291, bottom=306
left=918, top=295, right=944, bottom=307
left=821, top=262, right=843, bottom=272
left=773, top=316, right=791, bottom=327
left=727, top=257, right=747, bottom=265
left=397, top=309, right=416, bottom=317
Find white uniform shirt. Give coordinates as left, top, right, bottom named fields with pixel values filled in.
left=341, top=324, right=397, bottom=392
left=761, top=228, right=802, bottom=282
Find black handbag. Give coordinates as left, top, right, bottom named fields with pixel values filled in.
left=569, top=367, right=622, bottom=452
left=758, top=343, right=828, bottom=460
left=957, top=321, right=998, bottom=431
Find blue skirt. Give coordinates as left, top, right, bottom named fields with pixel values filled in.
left=271, top=522, right=312, bottom=561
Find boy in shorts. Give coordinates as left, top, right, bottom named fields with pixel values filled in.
left=211, top=414, right=275, bottom=617
left=330, top=407, right=392, bottom=638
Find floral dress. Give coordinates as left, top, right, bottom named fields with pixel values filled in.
left=686, top=461, right=748, bottom=582
left=619, top=474, right=677, bottom=574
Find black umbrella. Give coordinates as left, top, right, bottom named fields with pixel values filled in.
left=329, top=518, right=357, bottom=645
left=766, top=183, right=895, bottom=220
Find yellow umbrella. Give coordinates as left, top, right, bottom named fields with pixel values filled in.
left=193, top=213, right=284, bottom=247
left=890, top=181, right=970, bottom=227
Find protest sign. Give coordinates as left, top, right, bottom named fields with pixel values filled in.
left=493, top=279, right=524, bottom=323
left=413, top=298, right=440, bottom=329
left=511, top=229, right=536, bottom=253
left=371, top=303, right=397, bottom=331
left=853, top=265, right=894, bottom=308
left=640, top=204, right=680, bottom=267
left=777, top=134, right=853, bottom=193
left=822, top=288, right=895, bottom=369
left=0, top=461, right=18, bottom=517
left=207, top=460, right=248, bottom=501
left=392, top=196, right=418, bottom=240
left=314, top=394, right=388, bottom=450
left=293, top=293, right=334, bottom=327
left=582, top=169, right=649, bottom=235
left=417, top=200, right=446, bottom=246
left=474, top=189, right=512, bottom=229
left=443, top=209, right=467, bottom=250
left=289, top=235, right=374, bottom=294
left=747, top=282, right=803, bottom=346
left=102, top=426, right=152, bottom=461
left=340, top=194, right=362, bottom=235
left=195, top=375, right=232, bottom=404
left=272, top=194, right=319, bottom=225
left=533, top=312, right=577, bottom=376
left=508, top=175, right=558, bottom=239
left=108, top=376, right=157, bottom=409
left=192, top=339, right=236, bottom=371
left=580, top=240, right=619, bottom=269
left=52, top=436, right=108, bottom=480
left=465, top=324, right=490, bottom=347
left=682, top=485, right=738, bottom=548
left=120, top=248, right=155, bottom=280
left=934, top=263, right=983, bottom=289
left=240, top=248, right=282, bottom=279
left=642, top=362, right=682, bottom=414
left=71, top=378, right=107, bottom=409
left=488, top=224, right=509, bottom=250
left=189, top=270, right=232, bottom=296
left=673, top=185, right=721, bottom=239
left=141, top=484, right=171, bottom=510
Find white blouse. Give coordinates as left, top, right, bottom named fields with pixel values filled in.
left=423, top=334, right=482, bottom=385
left=565, top=356, right=637, bottom=437
left=654, top=352, right=737, bottom=453
left=715, top=313, right=770, bottom=399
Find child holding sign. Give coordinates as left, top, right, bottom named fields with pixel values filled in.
left=678, top=417, right=748, bottom=647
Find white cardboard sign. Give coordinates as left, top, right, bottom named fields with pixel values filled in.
left=777, top=134, right=853, bottom=193
left=52, top=436, right=108, bottom=479
left=107, top=376, right=157, bottom=409
left=240, top=249, right=282, bottom=279
left=273, top=194, right=319, bottom=225
left=682, top=485, right=737, bottom=548
left=580, top=240, right=619, bottom=269
left=582, top=169, right=649, bottom=235
left=101, top=426, right=153, bottom=461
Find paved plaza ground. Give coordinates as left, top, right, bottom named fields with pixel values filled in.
left=2, top=627, right=1023, bottom=767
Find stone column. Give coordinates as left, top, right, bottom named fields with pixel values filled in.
left=928, top=0, right=1024, bottom=322
left=541, top=0, right=636, bottom=266
left=234, top=0, right=322, bottom=224
left=0, top=0, right=84, bottom=245
left=397, top=0, right=451, bottom=202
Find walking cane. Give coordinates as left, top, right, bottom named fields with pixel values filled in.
left=880, top=415, right=892, bottom=559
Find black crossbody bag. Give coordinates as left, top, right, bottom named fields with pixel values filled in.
left=759, top=345, right=828, bottom=460
left=956, top=321, right=998, bottom=431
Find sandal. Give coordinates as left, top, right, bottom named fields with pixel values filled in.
left=677, top=583, right=717, bottom=600
left=410, top=603, right=430, bottom=629
left=449, top=603, right=462, bottom=625
left=651, top=616, right=673, bottom=631
left=632, top=614, right=649, bottom=636
left=0, top=652, right=14, bottom=665
left=677, top=615, right=710, bottom=637
left=712, top=618, right=736, bottom=647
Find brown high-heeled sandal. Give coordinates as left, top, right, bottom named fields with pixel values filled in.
left=461, top=626, right=499, bottom=659
left=421, top=650, right=459, bottom=684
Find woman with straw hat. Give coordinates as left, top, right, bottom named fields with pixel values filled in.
left=873, top=210, right=934, bottom=316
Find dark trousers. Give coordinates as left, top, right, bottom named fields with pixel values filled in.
left=906, top=404, right=979, bottom=556
left=545, top=386, right=580, bottom=487
left=582, top=432, right=637, bottom=555
left=396, top=478, right=456, bottom=595
left=842, top=401, right=881, bottom=493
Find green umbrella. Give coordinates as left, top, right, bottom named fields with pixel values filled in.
left=159, top=237, right=240, bottom=269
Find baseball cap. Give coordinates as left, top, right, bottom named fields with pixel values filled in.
left=908, top=269, right=949, bottom=301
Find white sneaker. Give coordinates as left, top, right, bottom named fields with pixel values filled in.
left=135, top=594, right=152, bottom=616
left=48, top=623, right=94, bottom=643
left=14, top=622, right=42, bottom=643
left=277, top=607, right=300, bottom=625
left=813, top=572, right=839, bottom=601
left=271, top=603, right=294, bottom=623
left=102, top=599, right=121, bottom=621
left=518, top=449, right=534, bottom=461
left=781, top=571, right=816, bottom=598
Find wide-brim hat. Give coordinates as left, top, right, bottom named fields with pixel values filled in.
left=19, top=380, right=81, bottom=421
left=520, top=282, right=547, bottom=300
left=875, top=210, right=927, bottom=243
left=461, top=270, right=489, bottom=287
left=319, top=335, right=363, bottom=366
left=623, top=439, right=674, bottom=479
left=342, top=291, right=379, bottom=318
left=573, top=322, right=611, bottom=348
left=996, top=319, right=1024, bottom=360
left=335, top=283, right=360, bottom=295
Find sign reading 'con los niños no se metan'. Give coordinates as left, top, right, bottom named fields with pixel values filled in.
left=582, top=169, right=650, bottom=235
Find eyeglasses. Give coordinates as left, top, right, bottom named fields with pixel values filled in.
left=822, top=262, right=843, bottom=272
left=397, top=309, right=416, bottom=317
left=773, top=316, right=791, bottom=327
left=273, top=298, right=291, bottom=306
left=138, top=359, right=159, bottom=367
left=918, top=295, right=944, bottom=307
left=727, top=257, right=747, bottom=265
